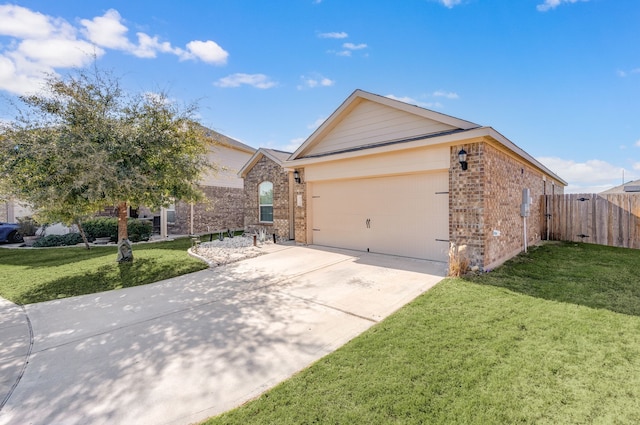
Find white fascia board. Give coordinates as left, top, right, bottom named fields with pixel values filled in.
left=284, top=126, right=568, bottom=186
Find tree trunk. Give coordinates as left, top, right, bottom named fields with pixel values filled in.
left=76, top=220, right=91, bottom=250
left=117, top=201, right=128, bottom=241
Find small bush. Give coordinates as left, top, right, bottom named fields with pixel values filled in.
left=82, top=217, right=152, bottom=242
left=127, top=219, right=152, bottom=242
left=33, top=233, right=84, bottom=247
left=83, top=217, right=117, bottom=240
left=17, top=216, right=39, bottom=236
left=448, top=242, right=470, bottom=277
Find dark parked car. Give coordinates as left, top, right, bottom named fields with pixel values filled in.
left=0, top=222, right=24, bottom=243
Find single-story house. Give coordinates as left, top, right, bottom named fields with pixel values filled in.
left=167, top=128, right=256, bottom=235
left=600, top=179, right=640, bottom=194
left=106, top=127, right=256, bottom=235
left=2, top=127, right=255, bottom=237
left=240, top=89, right=566, bottom=269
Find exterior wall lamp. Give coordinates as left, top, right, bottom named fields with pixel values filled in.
left=458, top=149, right=468, bottom=171
left=293, top=170, right=301, bottom=183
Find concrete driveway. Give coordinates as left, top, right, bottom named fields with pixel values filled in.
left=0, top=245, right=445, bottom=425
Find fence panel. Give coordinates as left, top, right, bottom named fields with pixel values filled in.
left=545, top=193, right=640, bottom=249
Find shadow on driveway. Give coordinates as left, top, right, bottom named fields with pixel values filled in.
left=0, top=245, right=445, bottom=425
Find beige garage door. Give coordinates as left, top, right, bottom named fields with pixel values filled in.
left=310, top=172, right=449, bottom=261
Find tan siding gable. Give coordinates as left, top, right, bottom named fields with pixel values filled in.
left=201, top=144, right=253, bottom=189
left=304, top=99, right=457, bottom=157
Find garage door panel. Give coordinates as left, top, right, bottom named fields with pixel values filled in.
left=310, top=172, right=449, bottom=261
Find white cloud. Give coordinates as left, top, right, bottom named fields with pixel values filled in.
left=308, top=117, right=327, bottom=130
left=385, top=94, right=442, bottom=109
left=214, top=73, right=277, bottom=89
left=297, top=74, right=334, bottom=90
left=438, top=0, right=463, bottom=8
left=334, top=42, right=368, bottom=57
left=80, top=9, right=228, bottom=62
left=343, top=42, right=368, bottom=50
left=183, top=40, right=228, bottom=65
left=433, top=90, right=459, bottom=99
left=635, top=139, right=640, bottom=147
left=537, top=0, right=589, bottom=12
left=17, top=39, right=100, bottom=68
left=282, top=137, right=306, bottom=152
left=0, top=5, right=104, bottom=95
left=0, top=6, right=228, bottom=95
left=0, top=4, right=58, bottom=39
left=621, top=68, right=640, bottom=77
left=318, top=31, right=348, bottom=39
left=537, top=156, right=633, bottom=193
left=80, top=9, right=132, bottom=50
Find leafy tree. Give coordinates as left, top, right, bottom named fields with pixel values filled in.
left=0, top=66, right=213, bottom=259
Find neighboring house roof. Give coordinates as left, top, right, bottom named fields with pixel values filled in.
left=600, top=179, right=640, bottom=194
left=287, top=89, right=567, bottom=186
left=238, top=148, right=293, bottom=178
left=201, top=126, right=255, bottom=154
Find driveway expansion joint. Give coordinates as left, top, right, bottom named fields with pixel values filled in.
left=0, top=305, right=34, bottom=412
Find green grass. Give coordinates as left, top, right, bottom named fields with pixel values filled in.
left=204, top=242, right=640, bottom=424
left=0, top=237, right=208, bottom=305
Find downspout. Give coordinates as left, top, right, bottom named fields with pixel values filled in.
left=190, top=203, right=194, bottom=235
left=160, top=206, right=168, bottom=238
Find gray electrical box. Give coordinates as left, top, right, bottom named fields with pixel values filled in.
left=520, top=188, right=531, bottom=217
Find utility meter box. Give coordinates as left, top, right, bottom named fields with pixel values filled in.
left=520, top=188, right=531, bottom=217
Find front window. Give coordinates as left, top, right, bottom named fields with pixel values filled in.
left=259, top=181, right=273, bottom=222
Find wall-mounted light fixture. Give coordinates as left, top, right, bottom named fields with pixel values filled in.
left=458, top=149, right=468, bottom=171
left=293, top=170, right=301, bottom=184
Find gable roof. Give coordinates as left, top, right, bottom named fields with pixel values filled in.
left=238, top=148, right=292, bottom=178
left=600, top=179, right=640, bottom=194
left=290, top=89, right=480, bottom=160
left=201, top=126, right=255, bottom=154
left=286, top=89, right=566, bottom=186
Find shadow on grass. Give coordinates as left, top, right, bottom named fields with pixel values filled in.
left=0, top=237, right=193, bottom=268
left=467, top=242, right=640, bottom=317
left=0, top=246, right=117, bottom=268
left=14, top=257, right=204, bottom=305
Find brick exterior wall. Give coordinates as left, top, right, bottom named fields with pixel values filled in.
left=294, top=168, right=307, bottom=244
left=449, top=142, right=486, bottom=267
left=171, top=185, right=244, bottom=235
left=243, top=156, right=291, bottom=240
left=449, top=140, right=564, bottom=270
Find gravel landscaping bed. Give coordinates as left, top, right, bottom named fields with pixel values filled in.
left=192, top=235, right=274, bottom=266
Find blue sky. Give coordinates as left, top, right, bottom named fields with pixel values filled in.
left=0, top=0, right=638, bottom=192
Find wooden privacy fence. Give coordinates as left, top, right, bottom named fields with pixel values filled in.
left=544, top=193, right=640, bottom=249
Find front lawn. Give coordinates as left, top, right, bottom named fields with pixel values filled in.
left=204, top=242, right=640, bottom=424
left=0, top=237, right=208, bottom=305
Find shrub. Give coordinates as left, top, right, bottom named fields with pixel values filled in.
left=127, top=219, right=152, bottom=242
left=82, top=217, right=152, bottom=242
left=83, top=217, right=117, bottom=240
left=17, top=216, right=39, bottom=236
left=448, top=242, right=470, bottom=277
left=33, top=233, right=84, bottom=247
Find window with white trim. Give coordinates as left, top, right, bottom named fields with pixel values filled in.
left=259, top=181, right=273, bottom=223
